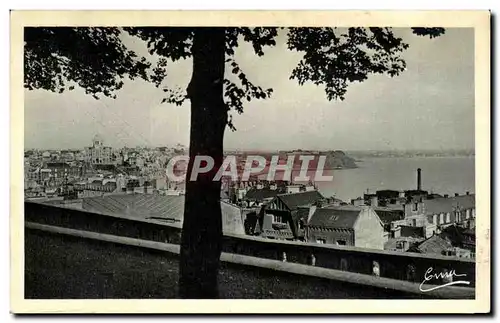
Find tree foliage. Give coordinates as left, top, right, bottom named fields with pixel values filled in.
left=24, top=27, right=151, bottom=99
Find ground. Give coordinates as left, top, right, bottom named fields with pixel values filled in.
left=24, top=229, right=423, bottom=299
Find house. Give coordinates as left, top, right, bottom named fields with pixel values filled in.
left=77, top=179, right=118, bottom=198
left=256, top=190, right=323, bottom=240
left=372, top=206, right=405, bottom=234
left=387, top=193, right=475, bottom=239
left=408, top=233, right=474, bottom=259
left=304, top=205, right=385, bottom=250
left=440, top=224, right=476, bottom=253
left=424, top=194, right=476, bottom=230
left=384, top=236, right=423, bottom=252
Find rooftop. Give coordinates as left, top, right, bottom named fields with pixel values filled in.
left=82, top=194, right=185, bottom=224
left=424, top=194, right=475, bottom=215
left=244, top=187, right=282, bottom=201
left=277, top=190, right=324, bottom=210
left=307, top=207, right=361, bottom=229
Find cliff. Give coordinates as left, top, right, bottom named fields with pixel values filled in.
left=324, top=150, right=358, bottom=169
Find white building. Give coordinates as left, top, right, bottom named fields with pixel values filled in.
left=85, top=134, right=113, bottom=165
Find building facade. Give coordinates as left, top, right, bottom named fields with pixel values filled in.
left=305, top=206, right=386, bottom=250
left=256, top=190, right=324, bottom=240
left=85, top=135, right=113, bottom=165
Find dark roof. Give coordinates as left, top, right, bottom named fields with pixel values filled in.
left=307, top=207, right=361, bottom=229
left=373, top=208, right=405, bottom=224
left=375, top=190, right=401, bottom=198
left=46, top=162, right=70, bottom=168
left=244, top=188, right=282, bottom=201
left=463, top=228, right=475, bottom=236
left=405, top=190, right=428, bottom=196
left=94, top=164, right=116, bottom=171
left=424, top=194, right=475, bottom=215
left=441, top=225, right=475, bottom=246
left=400, top=225, right=425, bottom=238
left=413, top=235, right=453, bottom=255
left=277, top=190, right=324, bottom=210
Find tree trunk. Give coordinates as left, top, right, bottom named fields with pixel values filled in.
left=179, top=28, right=227, bottom=299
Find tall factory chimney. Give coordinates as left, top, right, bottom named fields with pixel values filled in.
left=417, top=168, right=422, bottom=191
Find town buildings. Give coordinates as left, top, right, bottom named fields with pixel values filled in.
left=24, top=139, right=477, bottom=258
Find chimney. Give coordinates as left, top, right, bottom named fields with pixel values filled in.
left=417, top=168, right=422, bottom=191
left=455, top=193, right=459, bottom=197
left=466, top=191, right=470, bottom=195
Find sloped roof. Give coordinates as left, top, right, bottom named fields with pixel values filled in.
left=374, top=208, right=405, bottom=224
left=414, top=235, right=453, bottom=255
left=424, top=194, right=475, bottom=215
left=46, top=162, right=70, bottom=168
left=277, top=190, right=323, bottom=210
left=307, top=207, right=361, bottom=229
left=244, top=187, right=282, bottom=201
left=81, top=194, right=246, bottom=235
left=441, top=224, right=475, bottom=246
left=82, top=194, right=185, bottom=222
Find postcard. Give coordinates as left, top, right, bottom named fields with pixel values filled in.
left=10, top=10, right=490, bottom=314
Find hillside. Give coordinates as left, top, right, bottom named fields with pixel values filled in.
left=324, top=150, right=358, bottom=169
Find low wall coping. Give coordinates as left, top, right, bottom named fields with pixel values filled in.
left=25, top=221, right=475, bottom=299
left=25, top=201, right=475, bottom=263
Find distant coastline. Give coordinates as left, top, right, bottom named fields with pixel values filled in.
left=345, top=150, right=475, bottom=159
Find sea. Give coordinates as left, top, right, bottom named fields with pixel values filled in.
left=313, top=156, right=475, bottom=202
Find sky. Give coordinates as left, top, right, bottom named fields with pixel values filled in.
left=24, top=28, right=475, bottom=151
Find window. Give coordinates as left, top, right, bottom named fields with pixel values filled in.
left=433, top=214, right=438, bottom=225
left=336, top=240, right=347, bottom=245
left=446, top=212, right=451, bottom=223
left=396, top=241, right=405, bottom=250
left=412, top=219, right=417, bottom=227
left=466, top=209, right=470, bottom=219
left=316, top=238, right=326, bottom=244
left=273, top=215, right=286, bottom=224
left=440, top=213, right=444, bottom=224
left=412, top=203, right=418, bottom=211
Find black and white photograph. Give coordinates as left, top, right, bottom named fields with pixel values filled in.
left=10, top=10, right=491, bottom=314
